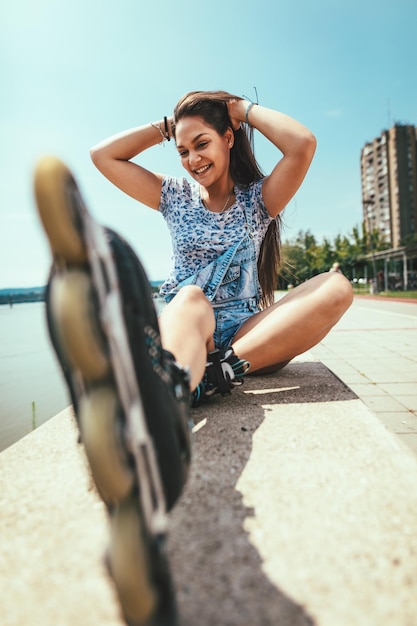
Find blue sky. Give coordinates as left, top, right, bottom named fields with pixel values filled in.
left=1, top=0, right=416, bottom=287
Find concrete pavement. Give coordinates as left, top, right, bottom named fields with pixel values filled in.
left=310, top=296, right=417, bottom=457
left=1, top=296, right=417, bottom=625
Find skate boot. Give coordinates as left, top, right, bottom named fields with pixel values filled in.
left=34, top=155, right=192, bottom=626
left=191, top=348, right=250, bottom=407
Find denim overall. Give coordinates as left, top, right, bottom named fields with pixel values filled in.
left=165, top=191, right=262, bottom=349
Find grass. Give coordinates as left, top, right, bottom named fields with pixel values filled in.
left=353, top=289, right=417, bottom=300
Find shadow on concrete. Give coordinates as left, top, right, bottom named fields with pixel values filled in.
left=167, top=361, right=351, bottom=625
left=244, top=361, right=357, bottom=405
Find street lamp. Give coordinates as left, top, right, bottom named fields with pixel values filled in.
left=363, top=198, right=378, bottom=293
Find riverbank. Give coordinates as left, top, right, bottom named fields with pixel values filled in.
left=0, top=286, right=45, bottom=305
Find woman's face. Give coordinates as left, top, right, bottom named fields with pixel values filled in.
left=175, top=115, right=233, bottom=188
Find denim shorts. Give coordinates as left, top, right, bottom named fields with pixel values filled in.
left=213, top=298, right=259, bottom=350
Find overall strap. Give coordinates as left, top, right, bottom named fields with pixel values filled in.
left=203, top=239, right=242, bottom=301
left=164, top=237, right=244, bottom=303
left=243, top=187, right=255, bottom=239
left=243, top=186, right=263, bottom=304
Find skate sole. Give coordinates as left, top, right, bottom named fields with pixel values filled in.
left=34, top=156, right=176, bottom=626
left=34, top=156, right=87, bottom=265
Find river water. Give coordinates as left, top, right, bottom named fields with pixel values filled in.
left=0, top=296, right=166, bottom=453
left=0, top=302, right=69, bottom=452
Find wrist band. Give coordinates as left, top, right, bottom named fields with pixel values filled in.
left=164, top=116, right=171, bottom=141
left=245, top=102, right=257, bottom=126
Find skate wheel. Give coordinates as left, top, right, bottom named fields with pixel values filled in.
left=109, top=498, right=158, bottom=625
left=34, top=156, right=87, bottom=265
left=50, top=269, right=109, bottom=380
left=79, top=385, right=134, bottom=504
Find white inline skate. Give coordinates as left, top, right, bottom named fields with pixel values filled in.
left=34, top=156, right=191, bottom=626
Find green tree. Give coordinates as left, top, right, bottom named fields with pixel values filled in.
left=298, top=230, right=319, bottom=276
left=402, top=233, right=417, bottom=251
left=315, top=237, right=334, bottom=273
left=278, top=223, right=391, bottom=287
left=279, top=241, right=308, bottom=287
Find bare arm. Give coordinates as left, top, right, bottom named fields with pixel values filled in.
left=90, top=120, right=174, bottom=210
left=227, top=100, right=316, bottom=218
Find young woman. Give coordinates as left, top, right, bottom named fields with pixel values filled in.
left=34, top=90, right=353, bottom=626
left=90, top=91, right=353, bottom=395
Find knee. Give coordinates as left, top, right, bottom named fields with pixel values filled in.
left=327, top=272, right=354, bottom=313
left=174, top=285, right=210, bottom=308
left=167, top=286, right=214, bottom=320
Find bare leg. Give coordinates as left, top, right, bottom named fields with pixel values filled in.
left=158, top=286, right=215, bottom=390
left=232, top=272, right=353, bottom=372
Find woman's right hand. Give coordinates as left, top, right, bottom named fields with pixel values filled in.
left=226, top=98, right=248, bottom=130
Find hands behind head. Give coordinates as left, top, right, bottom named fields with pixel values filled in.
left=226, top=98, right=247, bottom=131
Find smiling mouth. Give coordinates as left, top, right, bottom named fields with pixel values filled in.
left=194, top=164, right=211, bottom=175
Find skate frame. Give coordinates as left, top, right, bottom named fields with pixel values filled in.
left=75, top=187, right=168, bottom=538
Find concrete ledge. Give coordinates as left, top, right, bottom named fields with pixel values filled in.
left=1, top=353, right=417, bottom=625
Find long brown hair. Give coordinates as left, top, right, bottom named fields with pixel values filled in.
left=173, top=90, right=281, bottom=309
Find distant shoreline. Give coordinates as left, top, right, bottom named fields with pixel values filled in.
left=0, top=287, right=45, bottom=306
left=0, top=281, right=164, bottom=306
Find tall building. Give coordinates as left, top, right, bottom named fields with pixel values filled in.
left=360, top=124, right=417, bottom=248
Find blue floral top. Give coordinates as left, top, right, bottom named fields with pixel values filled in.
left=159, top=176, right=273, bottom=297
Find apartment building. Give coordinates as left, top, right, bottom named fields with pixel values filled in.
left=360, top=124, right=417, bottom=248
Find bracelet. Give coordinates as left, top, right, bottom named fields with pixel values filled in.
left=245, top=102, right=257, bottom=126
left=150, top=118, right=173, bottom=144
left=150, top=121, right=166, bottom=144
